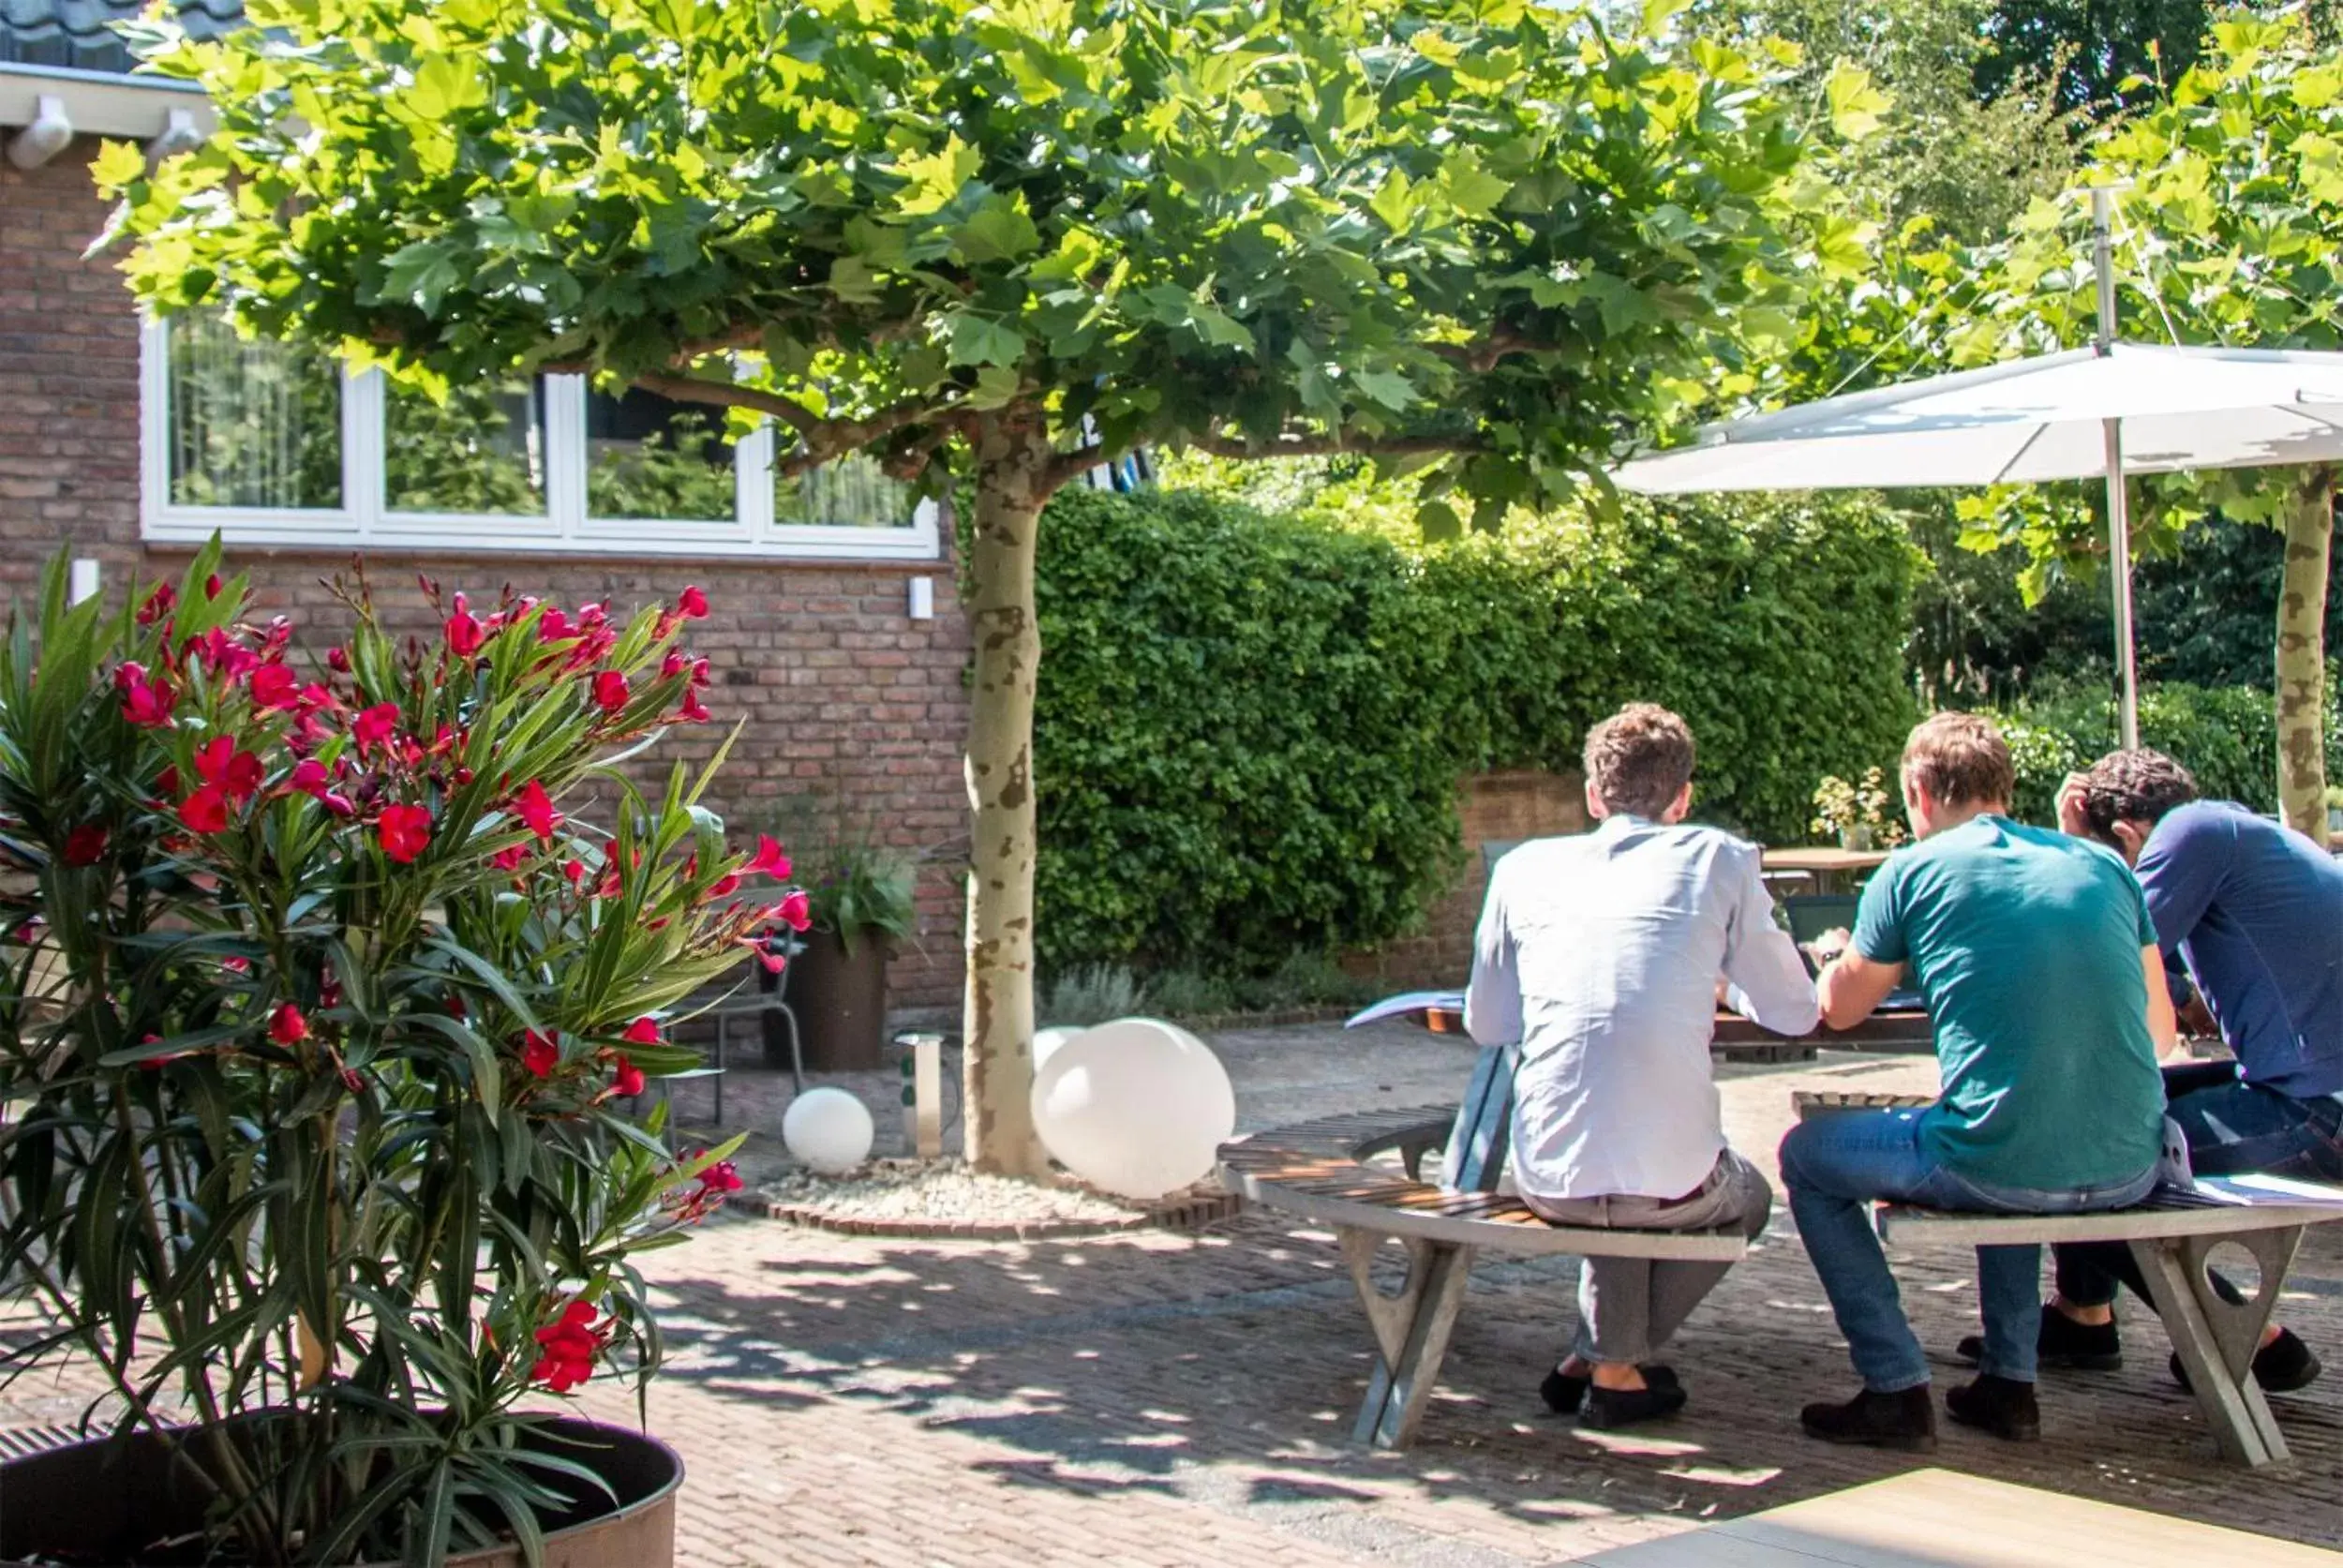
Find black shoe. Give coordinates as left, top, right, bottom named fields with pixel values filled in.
left=1944, top=1374, right=2041, bottom=1441
left=1800, top=1386, right=1938, bottom=1452
left=1955, top=1303, right=2122, bottom=1372
left=2171, top=1328, right=2324, bottom=1395
left=1582, top=1381, right=1688, bottom=1429
left=1540, top=1363, right=1678, bottom=1415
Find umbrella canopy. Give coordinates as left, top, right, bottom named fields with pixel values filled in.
left=1613, top=343, right=2343, bottom=495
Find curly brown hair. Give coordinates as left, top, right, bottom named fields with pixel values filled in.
left=1901, top=712, right=2015, bottom=811
left=2075, top=748, right=2199, bottom=845
left=1584, top=703, right=1695, bottom=819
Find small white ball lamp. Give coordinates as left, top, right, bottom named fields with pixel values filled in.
left=1030, top=1018, right=1236, bottom=1201
left=782, top=1086, right=874, bottom=1175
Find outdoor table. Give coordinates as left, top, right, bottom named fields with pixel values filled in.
left=1713, top=1008, right=1933, bottom=1055
left=1760, top=844, right=1891, bottom=895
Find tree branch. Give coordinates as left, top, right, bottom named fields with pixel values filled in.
left=1042, top=443, right=1109, bottom=489
left=634, top=372, right=827, bottom=438
left=1186, top=431, right=1481, bottom=460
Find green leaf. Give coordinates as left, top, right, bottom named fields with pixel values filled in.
left=1438, top=151, right=1511, bottom=219
left=827, top=254, right=884, bottom=305
left=1370, top=171, right=1416, bottom=233
left=954, top=194, right=1041, bottom=263
left=90, top=140, right=147, bottom=194
left=965, top=363, right=1024, bottom=410
left=1351, top=367, right=1413, bottom=409
left=405, top=55, right=489, bottom=120
left=943, top=310, right=1026, bottom=368
left=375, top=240, right=464, bottom=318
left=1187, top=303, right=1255, bottom=352
left=1825, top=63, right=1889, bottom=142
left=893, top=135, right=982, bottom=217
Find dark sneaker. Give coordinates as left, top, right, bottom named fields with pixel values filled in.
left=1955, top=1304, right=2122, bottom=1371
left=1945, top=1374, right=2041, bottom=1441
left=1582, top=1381, right=1689, bottom=1429
left=2171, top=1328, right=2324, bottom=1395
left=1540, top=1363, right=1678, bottom=1415
left=1800, top=1387, right=1938, bottom=1452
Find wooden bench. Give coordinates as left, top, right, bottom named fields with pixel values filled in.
left=1216, top=1045, right=1747, bottom=1450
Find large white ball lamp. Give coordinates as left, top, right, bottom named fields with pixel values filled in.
left=783, top=1086, right=875, bottom=1175
left=1030, top=1018, right=1236, bottom=1200
left=1032, top=1025, right=1083, bottom=1072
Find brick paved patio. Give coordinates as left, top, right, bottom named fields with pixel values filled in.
left=5, top=1021, right=2338, bottom=1563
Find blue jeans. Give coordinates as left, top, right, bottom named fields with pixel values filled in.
left=1780, top=1109, right=2157, bottom=1392
left=2055, top=1063, right=2343, bottom=1308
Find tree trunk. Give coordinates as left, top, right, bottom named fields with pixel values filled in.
left=961, top=413, right=1053, bottom=1175
left=2276, top=465, right=2333, bottom=847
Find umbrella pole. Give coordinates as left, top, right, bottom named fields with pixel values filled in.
left=2092, top=186, right=2142, bottom=750
left=2104, top=422, right=2142, bottom=749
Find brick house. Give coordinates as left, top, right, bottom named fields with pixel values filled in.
left=0, top=1, right=979, bottom=1012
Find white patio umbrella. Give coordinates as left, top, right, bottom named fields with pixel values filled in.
left=1611, top=193, right=2343, bottom=746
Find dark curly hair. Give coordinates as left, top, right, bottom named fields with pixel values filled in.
left=2075, top=748, right=2200, bottom=846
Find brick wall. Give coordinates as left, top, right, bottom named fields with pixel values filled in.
left=1347, top=769, right=1589, bottom=990
left=0, top=141, right=975, bottom=1010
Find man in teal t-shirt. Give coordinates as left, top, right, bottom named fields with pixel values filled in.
left=1783, top=713, right=2171, bottom=1454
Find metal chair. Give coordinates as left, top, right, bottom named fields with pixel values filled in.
left=653, top=935, right=804, bottom=1126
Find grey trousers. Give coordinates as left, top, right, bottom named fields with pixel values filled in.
left=1523, top=1148, right=1773, bottom=1366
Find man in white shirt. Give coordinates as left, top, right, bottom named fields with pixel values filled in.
left=1468, top=703, right=1819, bottom=1428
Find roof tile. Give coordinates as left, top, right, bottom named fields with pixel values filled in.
left=0, top=1, right=244, bottom=78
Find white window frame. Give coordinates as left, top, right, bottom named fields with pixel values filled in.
left=139, top=321, right=941, bottom=561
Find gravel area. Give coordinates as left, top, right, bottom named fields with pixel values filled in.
left=756, top=1159, right=1147, bottom=1227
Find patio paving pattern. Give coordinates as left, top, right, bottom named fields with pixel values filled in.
left=4, top=1021, right=2338, bottom=1564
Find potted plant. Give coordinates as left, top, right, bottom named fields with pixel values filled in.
left=0, top=545, right=803, bottom=1566
left=758, top=824, right=918, bottom=1072
left=1810, top=768, right=1907, bottom=853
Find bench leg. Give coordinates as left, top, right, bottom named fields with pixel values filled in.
left=2128, top=1227, right=2303, bottom=1468
left=1337, top=1227, right=1477, bottom=1450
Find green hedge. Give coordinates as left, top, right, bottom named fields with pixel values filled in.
left=1990, top=672, right=2343, bottom=824
left=1031, top=486, right=1919, bottom=973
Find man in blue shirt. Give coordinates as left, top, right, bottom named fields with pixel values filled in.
left=1977, top=748, right=2340, bottom=1393
left=1787, top=714, right=2171, bottom=1451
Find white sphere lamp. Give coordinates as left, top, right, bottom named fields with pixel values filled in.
left=1030, top=1018, right=1236, bottom=1201
left=783, top=1086, right=875, bottom=1175
left=1033, top=1025, right=1083, bottom=1072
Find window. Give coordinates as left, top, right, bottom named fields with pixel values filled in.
left=141, top=319, right=939, bottom=560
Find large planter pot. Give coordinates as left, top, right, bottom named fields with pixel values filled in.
left=781, top=927, right=888, bottom=1072
left=0, top=1416, right=681, bottom=1568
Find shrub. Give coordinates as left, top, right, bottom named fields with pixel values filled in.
left=1032, top=486, right=1918, bottom=973
left=0, top=547, right=799, bottom=1563
left=1037, top=963, right=1148, bottom=1027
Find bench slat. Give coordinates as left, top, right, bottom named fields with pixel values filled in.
left=1221, top=1165, right=1746, bottom=1260
left=1877, top=1199, right=2343, bottom=1246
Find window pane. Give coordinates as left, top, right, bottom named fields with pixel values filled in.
left=585, top=387, right=736, bottom=522
left=167, top=313, right=342, bottom=509
left=385, top=377, right=548, bottom=515
left=774, top=451, right=918, bottom=530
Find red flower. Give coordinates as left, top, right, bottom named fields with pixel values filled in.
left=61, top=825, right=109, bottom=866
left=194, top=736, right=263, bottom=803
left=137, top=584, right=175, bottom=626
left=745, top=937, right=788, bottom=974
left=613, top=1057, right=646, bottom=1098
left=707, top=872, right=740, bottom=899
left=179, top=784, right=231, bottom=834
left=514, top=779, right=560, bottom=842
left=591, top=671, right=630, bottom=714
left=697, top=1159, right=743, bottom=1195
left=747, top=835, right=792, bottom=880
left=268, top=1002, right=308, bottom=1045
left=118, top=665, right=176, bottom=727
left=203, top=573, right=222, bottom=600
left=677, top=585, right=709, bottom=620
left=522, top=1029, right=560, bottom=1078
left=530, top=1300, right=606, bottom=1393
left=327, top=647, right=351, bottom=673
left=490, top=844, right=528, bottom=872
left=446, top=593, right=485, bottom=658
left=661, top=650, right=686, bottom=679
left=353, top=702, right=399, bottom=752
left=248, top=663, right=300, bottom=710
left=678, top=687, right=710, bottom=724
left=562, top=859, right=587, bottom=889
left=621, top=1016, right=662, bottom=1046
left=538, top=607, right=574, bottom=644
left=376, top=804, right=432, bottom=863
left=777, top=889, right=813, bottom=933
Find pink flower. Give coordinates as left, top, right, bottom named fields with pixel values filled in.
left=747, top=835, right=792, bottom=880
left=521, top=1029, right=560, bottom=1078
left=697, top=1159, right=743, bottom=1194
left=446, top=593, right=485, bottom=658
left=290, top=756, right=331, bottom=798
left=621, top=1016, right=662, bottom=1046
left=514, top=779, right=560, bottom=842
left=248, top=663, right=300, bottom=710
left=62, top=824, right=109, bottom=866
left=679, top=687, right=710, bottom=724
left=376, top=804, right=432, bottom=863
left=745, top=937, right=788, bottom=975
left=677, top=585, right=709, bottom=620
left=491, top=844, right=529, bottom=872
left=202, top=573, right=222, bottom=600
left=117, top=665, right=176, bottom=727
left=562, top=859, right=587, bottom=889
left=195, top=736, right=263, bottom=803
left=591, top=671, right=629, bottom=714
left=707, top=872, right=740, bottom=899
left=661, top=650, right=686, bottom=679
left=327, top=647, right=351, bottom=674
left=353, top=702, right=399, bottom=752
left=268, top=1002, right=308, bottom=1045
left=137, top=584, right=175, bottom=626
left=778, top=889, right=813, bottom=933
left=179, top=784, right=231, bottom=834
left=613, top=1057, right=646, bottom=1098
left=538, top=607, right=574, bottom=644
